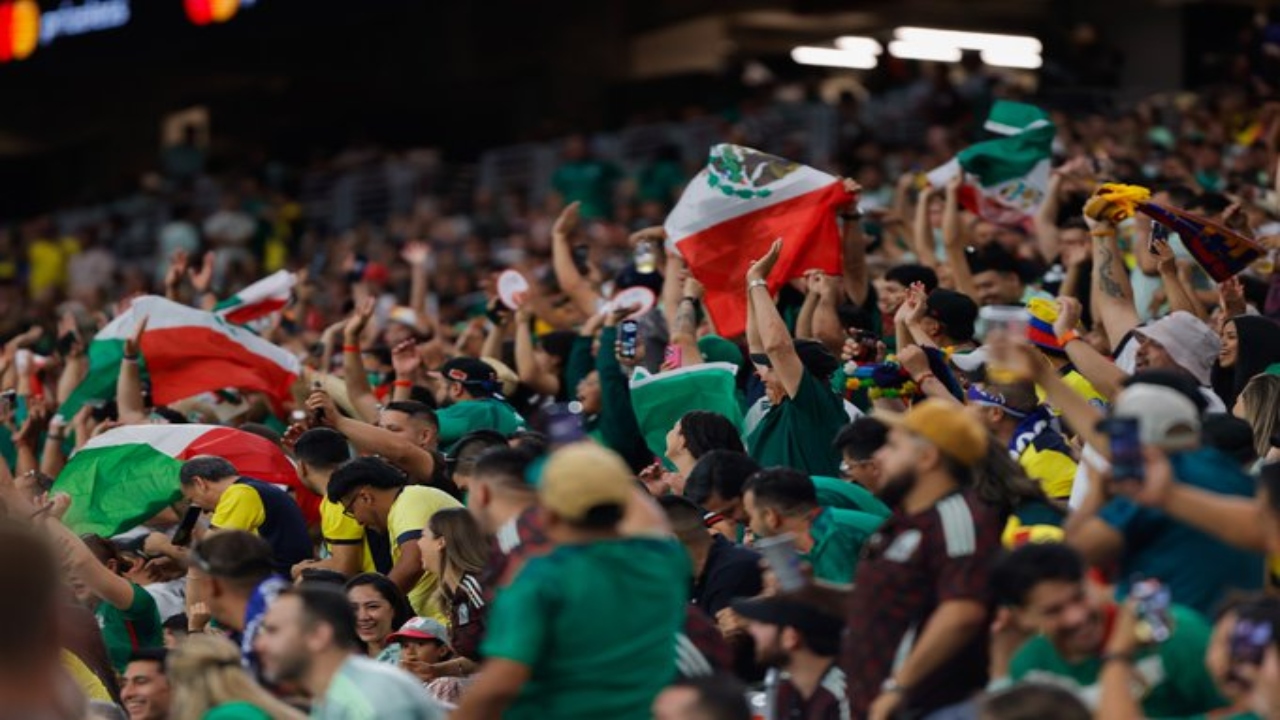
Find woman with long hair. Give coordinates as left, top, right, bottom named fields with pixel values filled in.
left=414, top=507, right=490, bottom=678
left=663, top=411, right=746, bottom=493
left=1212, top=315, right=1280, bottom=409
left=1234, top=374, right=1280, bottom=465
left=343, top=573, right=414, bottom=664
left=167, top=634, right=305, bottom=720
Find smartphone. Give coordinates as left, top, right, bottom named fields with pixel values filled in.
left=289, top=409, right=308, bottom=424
left=619, top=320, right=639, bottom=359
left=310, top=380, right=326, bottom=423
left=56, top=331, right=78, bottom=356
left=1108, top=417, right=1144, bottom=483
left=1131, top=577, right=1173, bottom=644
left=0, top=389, right=15, bottom=412
left=849, top=329, right=878, bottom=360
left=544, top=402, right=586, bottom=447
left=755, top=533, right=806, bottom=592
left=170, top=505, right=203, bottom=547
left=664, top=344, right=683, bottom=367
left=1230, top=617, right=1273, bottom=679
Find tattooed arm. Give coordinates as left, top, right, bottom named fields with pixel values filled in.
left=1087, top=217, right=1140, bottom=352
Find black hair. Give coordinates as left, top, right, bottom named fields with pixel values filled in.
left=179, top=456, right=238, bottom=486
left=190, top=531, right=275, bottom=587
left=537, top=331, right=578, bottom=367
left=472, top=446, right=537, bottom=491
left=127, top=647, right=169, bottom=667
left=408, top=385, right=438, bottom=408
left=363, top=345, right=393, bottom=366
left=1154, top=182, right=1197, bottom=209
left=508, top=430, right=549, bottom=456
left=344, top=573, right=414, bottom=634
left=742, top=468, right=817, bottom=517
left=664, top=675, right=752, bottom=720
left=1059, top=217, right=1089, bottom=232
left=298, top=568, right=351, bottom=587
left=684, top=451, right=761, bottom=506
left=1191, top=192, right=1232, bottom=216
left=990, top=543, right=1085, bottom=607
left=833, top=418, right=888, bottom=460
left=967, top=243, right=1022, bottom=278
left=383, top=401, right=439, bottom=431
left=1123, top=370, right=1208, bottom=415
left=151, top=407, right=188, bottom=425
left=576, top=504, right=626, bottom=530
left=979, top=682, right=1091, bottom=720
left=658, top=494, right=709, bottom=539
left=327, top=457, right=408, bottom=503
left=883, top=264, right=939, bottom=293
left=81, top=534, right=131, bottom=575
left=678, top=411, right=745, bottom=459
left=162, top=614, right=189, bottom=633
left=281, top=585, right=362, bottom=651
left=294, top=427, right=352, bottom=471
left=450, top=430, right=509, bottom=471
left=1201, top=413, right=1258, bottom=468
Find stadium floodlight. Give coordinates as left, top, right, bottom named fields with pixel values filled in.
left=791, top=46, right=878, bottom=69
left=980, top=48, right=1043, bottom=69
left=834, top=36, right=883, bottom=55
left=886, top=40, right=962, bottom=63
left=894, top=27, right=1042, bottom=54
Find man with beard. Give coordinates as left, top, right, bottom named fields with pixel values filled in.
left=433, top=358, right=526, bottom=453
left=842, top=399, right=1003, bottom=720
left=732, top=595, right=849, bottom=720
left=254, top=585, right=444, bottom=719
left=991, top=543, right=1223, bottom=716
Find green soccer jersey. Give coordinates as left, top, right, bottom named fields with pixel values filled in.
left=1010, top=604, right=1225, bottom=717
left=747, top=370, right=847, bottom=477
left=811, top=476, right=891, bottom=518
left=804, top=507, right=883, bottom=583
left=95, top=582, right=163, bottom=673
left=482, top=537, right=690, bottom=719
left=435, top=398, right=526, bottom=451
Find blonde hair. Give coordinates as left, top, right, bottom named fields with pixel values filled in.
left=1240, top=374, right=1280, bottom=460
left=428, top=507, right=490, bottom=612
left=167, top=635, right=306, bottom=720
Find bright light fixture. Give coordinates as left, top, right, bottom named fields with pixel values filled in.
left=894, top=26, right=1042, bottom=54
left=980, top=48, right=1043, bottom=69
left=834, top=36, right=883, bottom=55
left=791, top=46, right=878, bottom=69
left=886, top=40, right=962, bottom=63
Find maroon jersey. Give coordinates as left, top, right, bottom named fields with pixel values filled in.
left=841, top=490, right=1002, bottom=717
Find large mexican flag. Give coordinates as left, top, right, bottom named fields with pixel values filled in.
left=56, top=309, right=140, bottom=423
left=214, top=270, right=295, bottom=326
left=53, top=424, right=303, bottom=536
left=629, top=362, right=743, bottom=465
left=927, top=100, right=1055, bottom=229
left=665, top=145, right=851, bottom=338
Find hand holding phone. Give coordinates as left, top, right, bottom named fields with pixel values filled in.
left=1107, top=417, right=1144, bottom=483
left=619, top=321, right=639, bottom=359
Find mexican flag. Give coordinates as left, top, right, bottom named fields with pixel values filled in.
left=55, top=309, right=142, bottom=424
left=665, top=145, right=851, bottom=338
left=53, top=424, right=302, bottom=536
left=214, top=270, right=295, bottom=326
left=927, top=100, right=1055, bottom=230
left=629, top=362, right=744, bottom=464
left=130, top=295, right=300, bottom=407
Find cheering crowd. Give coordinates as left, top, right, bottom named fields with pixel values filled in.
left=7, top=74, right=1280, bottom=720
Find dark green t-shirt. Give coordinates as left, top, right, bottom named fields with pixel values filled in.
left=436, top=398, right=526, bottom=451
left=96, top=582, right=163, bottom=672
left=811, top=476, right=892, bottom=518
left=481, top=537, right=689, bottom=719
left=804, top=507, right=883, bottom=583
left=747, top=370, right=846, bottom=477
left=1010, top=604, right=1224, bottom=717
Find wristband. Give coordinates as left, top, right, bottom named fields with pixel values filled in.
left=342, top=344, right=360, bottom=354
left=747, top=279, right=769, bottom=291
left=1058, top=330, right=1081, bottom=346
left=393, top=379, right=413, bottom=388
left=122, top=355, right=139, bottom=363
left=913, top=373, right=935, bottom=385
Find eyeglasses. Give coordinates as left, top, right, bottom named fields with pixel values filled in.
left=341, top=493, right=362, bottom=519
left=839, top=459, right=875, bottom=475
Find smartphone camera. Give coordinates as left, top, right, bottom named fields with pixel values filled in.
left=619, top=320, right=639, bottom=359
left=1106, top=417, right=1144, bottom=483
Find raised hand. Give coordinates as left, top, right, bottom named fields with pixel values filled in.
left=400, top=240, right=431, bottom=267
left=188, top=252, right=215, bottom=295
left=553, top=201, right=582, bottom=239
left=391, top=339, right=421, bottom=379
left=165, top=249, right=190, bottom=294
left=124, top=315, right=149, bottom=359
left=1053, top=297, right=1082, bottom=340
left=746, top=239, right=783, bottom=284
left=343, top=297, right=376, bottom=344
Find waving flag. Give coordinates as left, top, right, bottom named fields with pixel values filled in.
left=927, top=101, right=1055, bottom=229
left=53, top=424, right=307, bottom=536
left=55, top=309, right=141, bottom=424
left=130, top=296, right=301, bottom=406
left=214, top=270, right=296, bottom=326
left=630, top=362, right=744, bottom=464
left=1139, top=203, right=1265, bottom=282
left=665, top=144, right=851, bottom=337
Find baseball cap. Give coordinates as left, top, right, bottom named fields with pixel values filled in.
left=441, top=357, right=500, bottom=396
left=481, top=357, right=520, bottom=397
left=388, top=306, right=421, bottom=329
left=966, top=384, right=1028, bottom=418
left=1110, top=383, right=1201, bottom=451
left=1135, top=311, right=1221, bottom=386
left=730, top=595, right=844, bottom=642
left=875, top=398, right=989, bottom=467
left=926, top=289, right=978, bottom=343
left=386, top=616, right=451, bottom=646
left=697, top=335, right=743, bottom=370
left=539, top=443, right=634, bottom=523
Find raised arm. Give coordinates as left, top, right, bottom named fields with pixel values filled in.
left=795, top=273, right=821, bottom=341
left=1033, top=170, right=1065, bottom=264
left=1086, top=215, right=1140, bottom=350
left=551, top=202, right=604, bottom=317
left=670, top=274, right=704, bottom=367
left=1052, top=296, right=1126, bottom=401
left=747, top=241, right=805, bottom=398
left=942, top=176, right=977, bottom=299
left=912, top=187, right=941, bottom=269
left=513, top=303, right=560, bottom=397
left=48, top=518, right=137, bottom=610
left=1152, top=239, right=1208, bottom=321
left=306, top=390, right=436, bottom=482
left=401, top=241, right=432, bottom=322
left=812, top=274, right=848, bottom=355
left=341, top=297, right=381, bottom=424
left=117, top=316, right=148, bottom=425
left=838, top=179, right=872, bottom=306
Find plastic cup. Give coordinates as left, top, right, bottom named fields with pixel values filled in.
left=755, top=533, right=806, bottom=592
left=979, top=305, right=1030, bottom=383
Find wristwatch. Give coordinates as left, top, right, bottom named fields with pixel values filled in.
left=748, top=279, right=769, bottom=291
